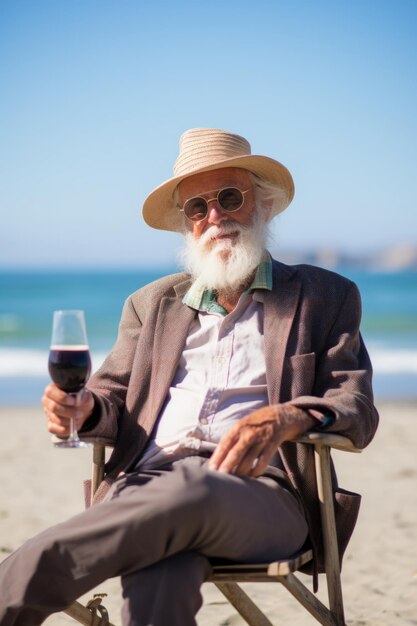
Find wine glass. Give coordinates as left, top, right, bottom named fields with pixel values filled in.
left=48, top=310, right=92, bottom=448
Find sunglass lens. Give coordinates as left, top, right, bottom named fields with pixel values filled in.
left=218, top=188, right=244, bottom=211
left=184, top=197, right=208, bottom=221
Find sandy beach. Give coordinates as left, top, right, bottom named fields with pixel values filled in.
left=0, top=401, right=416, bottom=625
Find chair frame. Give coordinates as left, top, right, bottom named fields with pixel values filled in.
left=64, top=432, right=361, bottom=626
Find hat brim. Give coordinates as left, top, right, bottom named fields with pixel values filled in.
left=142, top=154, right=295, bottom=232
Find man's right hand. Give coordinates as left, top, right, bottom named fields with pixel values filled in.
left=42, top=384, right=95, bottom=437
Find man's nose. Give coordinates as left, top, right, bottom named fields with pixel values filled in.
left=206, top=201, right=228, bottom=224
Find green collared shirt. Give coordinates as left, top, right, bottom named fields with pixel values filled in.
left=183, top=252, right=273, bottom=316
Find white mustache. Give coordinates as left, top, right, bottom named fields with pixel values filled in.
left=198, top=221, right=247, bottom=247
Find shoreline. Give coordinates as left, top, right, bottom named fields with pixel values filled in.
left=2, top=351, right=416, bottom=405
left=1, top=401, right=416, bottom=625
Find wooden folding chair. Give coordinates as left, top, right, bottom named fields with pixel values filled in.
left=64, top=432, right=361, bottom=626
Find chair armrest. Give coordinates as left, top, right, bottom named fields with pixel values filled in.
left=296, top=431, right=362, bottom=453
left=80, top=436, right=116, bottom=448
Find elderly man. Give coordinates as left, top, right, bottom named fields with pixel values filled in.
left=0, top=128, right=378, bottom=626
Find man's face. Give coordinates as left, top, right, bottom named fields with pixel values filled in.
left=178, top=167, right=269, bottom=293
left=177, top=167, right=257, bottom=246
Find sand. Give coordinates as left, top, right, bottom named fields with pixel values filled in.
left=0, top=401, right=416, bottom=625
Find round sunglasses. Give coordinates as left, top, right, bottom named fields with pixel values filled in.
left=180, top=187, right=251, bottom=222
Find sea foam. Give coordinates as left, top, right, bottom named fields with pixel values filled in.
left=0, top=347, right=416, bottom=377
left=0, top=349, right=106, bottom=377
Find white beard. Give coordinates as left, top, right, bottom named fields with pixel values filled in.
left=179, top=212, right=269, bottom=294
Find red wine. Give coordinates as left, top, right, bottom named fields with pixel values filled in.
left=48, top=345, right=91, bottom=393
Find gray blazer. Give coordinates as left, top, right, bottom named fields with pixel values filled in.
left=83, top=259, right=379, bottom=576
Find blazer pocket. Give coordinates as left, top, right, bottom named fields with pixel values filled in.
left=285, top=352, right=316, bottom=397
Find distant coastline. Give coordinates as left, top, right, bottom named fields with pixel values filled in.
left=270, top=243, right=417, bottom=272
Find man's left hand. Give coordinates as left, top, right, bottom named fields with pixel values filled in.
left=208, top=404, right=316, bottom=477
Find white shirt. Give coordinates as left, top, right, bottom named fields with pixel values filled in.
left=137, top=292, right=269, bottom=469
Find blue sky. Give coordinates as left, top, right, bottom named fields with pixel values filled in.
left=1, top=0, right=416, bottom=269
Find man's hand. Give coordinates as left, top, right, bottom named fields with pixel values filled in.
left=208, top=404, right=316, bottom=477
left=42, top=384, right=95, bottom=437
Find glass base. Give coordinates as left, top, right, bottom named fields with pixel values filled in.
left=54, top=438, right=91, bottom=448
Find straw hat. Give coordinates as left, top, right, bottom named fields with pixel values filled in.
left=142, top=128, right=295, bottom=232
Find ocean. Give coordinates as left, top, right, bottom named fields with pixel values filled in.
left=0, top=268, right=416, bottom=404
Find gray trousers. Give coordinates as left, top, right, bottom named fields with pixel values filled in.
left=0, top=457, right=308, bottom=626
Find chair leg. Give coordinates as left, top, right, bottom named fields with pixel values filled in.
left=279, top=573, right=339, bottom=626
left=314, top=446, right=346, bottom=625
left=215, top=582, right=274, bottom=626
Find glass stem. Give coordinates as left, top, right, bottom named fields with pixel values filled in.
left=68, top=417, right=80, bottom=442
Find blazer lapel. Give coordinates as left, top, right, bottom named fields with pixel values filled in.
left=258, top=262, right=301, bottom=404
left=149, top=286, right=196, bottom=422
